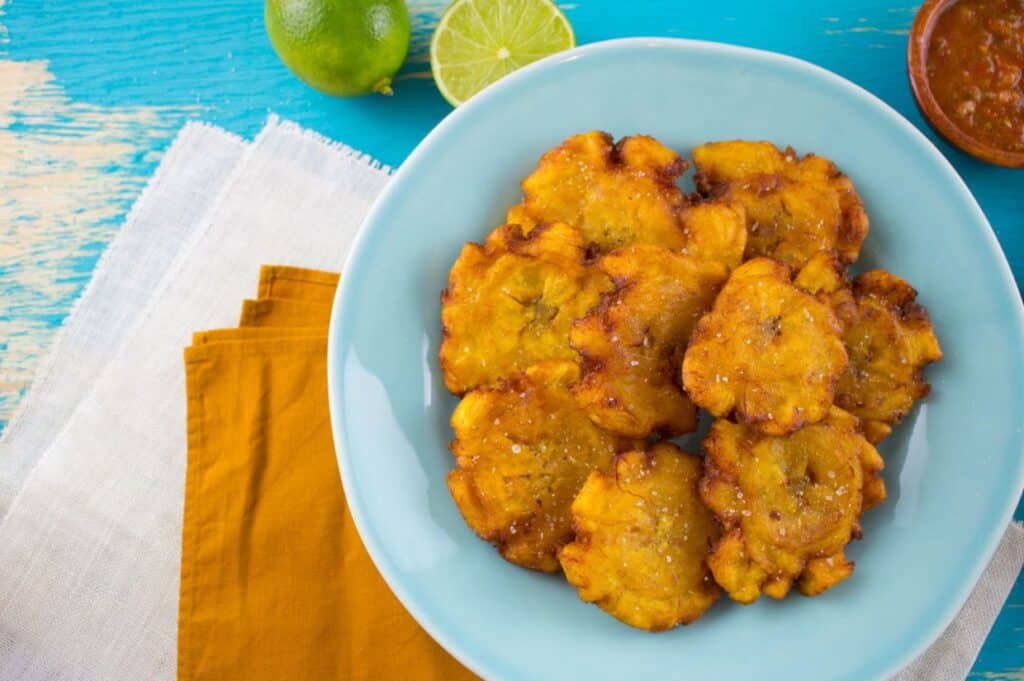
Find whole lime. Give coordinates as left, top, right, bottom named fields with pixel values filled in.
left=265, top=0, right=411, bottom=97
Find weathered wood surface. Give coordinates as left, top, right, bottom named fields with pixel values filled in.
left=0, top=0, right=1020, bottom=676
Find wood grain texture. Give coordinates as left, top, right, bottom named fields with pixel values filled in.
left=0, top=60, right=191, bottom=423
left=0, top=0, right=1020, bottom=676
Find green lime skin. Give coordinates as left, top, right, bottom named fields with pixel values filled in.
left=265, top=0, right=411, bottom=97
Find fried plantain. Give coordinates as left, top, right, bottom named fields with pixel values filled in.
left=700, top=408, right=885, bottom=603
left=678, top=201, right=749, bottom=270
left=692, top=140, right=869, bottom=268
left=571, top=244, right=728, bottom=438
left=830, top=270, right=943, bottom=443
left=794, top=256, right=943, bottom=443
left=448, top=361, right=639, bottom=572
left=682, top=258, right=849, bottom=435
left=440, top=222, right=611, bottom=394
left=793, top=250, right=848, bottom=296
left=559, top=442, right=721, bottom=630
left=506, top=131, right=691, bottom=253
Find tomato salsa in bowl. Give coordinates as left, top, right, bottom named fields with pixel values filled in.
left=909, top=0, right=1024, bottom=167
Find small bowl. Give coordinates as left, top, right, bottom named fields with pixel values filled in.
left=908, top=0, right=1024, bottom=168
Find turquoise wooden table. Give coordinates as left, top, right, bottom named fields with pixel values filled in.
left=0, top=0, right=1020, bottom=677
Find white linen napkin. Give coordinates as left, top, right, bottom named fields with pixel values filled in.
left=0, top=116, right=389, bottom=680
left=0, top=115, right=1018, bottom=681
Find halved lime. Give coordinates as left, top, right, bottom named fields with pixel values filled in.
left=430, top=0, right=575, bottom=106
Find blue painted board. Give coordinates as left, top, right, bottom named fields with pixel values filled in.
left=0, top=0, right=1020, bottom=677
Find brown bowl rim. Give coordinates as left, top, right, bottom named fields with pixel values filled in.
left=908, top=0, right=1024, bottom=168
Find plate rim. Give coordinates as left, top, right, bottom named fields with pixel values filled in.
left=327, top=36, right=1024, bottom=681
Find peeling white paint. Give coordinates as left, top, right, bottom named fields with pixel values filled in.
left=824, top=26, right=910, bottom=36
left=0, top=55, right=189, bottom=424
left=406, top=0, right=448, bottom=69
left=395, top=71, right=436, bottom=81
left=971, top=669, right=1024, bottom=681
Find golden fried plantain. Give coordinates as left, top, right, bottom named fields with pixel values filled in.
left=571, top=245, right=728, bottom=438
left=448, top=361, right=639, bottom=572
left=507, top=132, right=691, bottom=253
left=678, top=201, right=749, bottom=270
left=692, top=140, right=869, bottom=268
left=794, top=256, right=943, bottom=443
left=682, top=258, right=849, bottom=435
left=700, top=408, right=885, bottom=603
left=830, top=270, right=943, bottom=444
left=559, top=442, right=721, bottom=630
left=793, top=250, right=848, bottom=296
left=440, top=222, right=610, bottom=394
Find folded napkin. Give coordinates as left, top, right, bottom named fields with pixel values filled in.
left=0, top=116, right=1018, bottom=681
left=179, top=266, right=474, bottom=680
left=0, top=117, right=389, bottom=680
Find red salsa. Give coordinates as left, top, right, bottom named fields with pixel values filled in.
left=926, top=0, right=1024, bottom=152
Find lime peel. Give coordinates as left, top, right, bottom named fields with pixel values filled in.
left=265, top=0, right=410, bottom=98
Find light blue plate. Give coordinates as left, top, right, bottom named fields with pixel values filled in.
left=328, top=38, right=1024, bottom=681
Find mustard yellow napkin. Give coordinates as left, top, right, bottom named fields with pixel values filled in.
left=179, top=265, right=476, bottom=681
left=256, top=264, right=340, bottom=302
left=238, top=297, right=333, bottom=327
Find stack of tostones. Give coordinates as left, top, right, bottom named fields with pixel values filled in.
left=439, top=131, right=943, bottom=631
